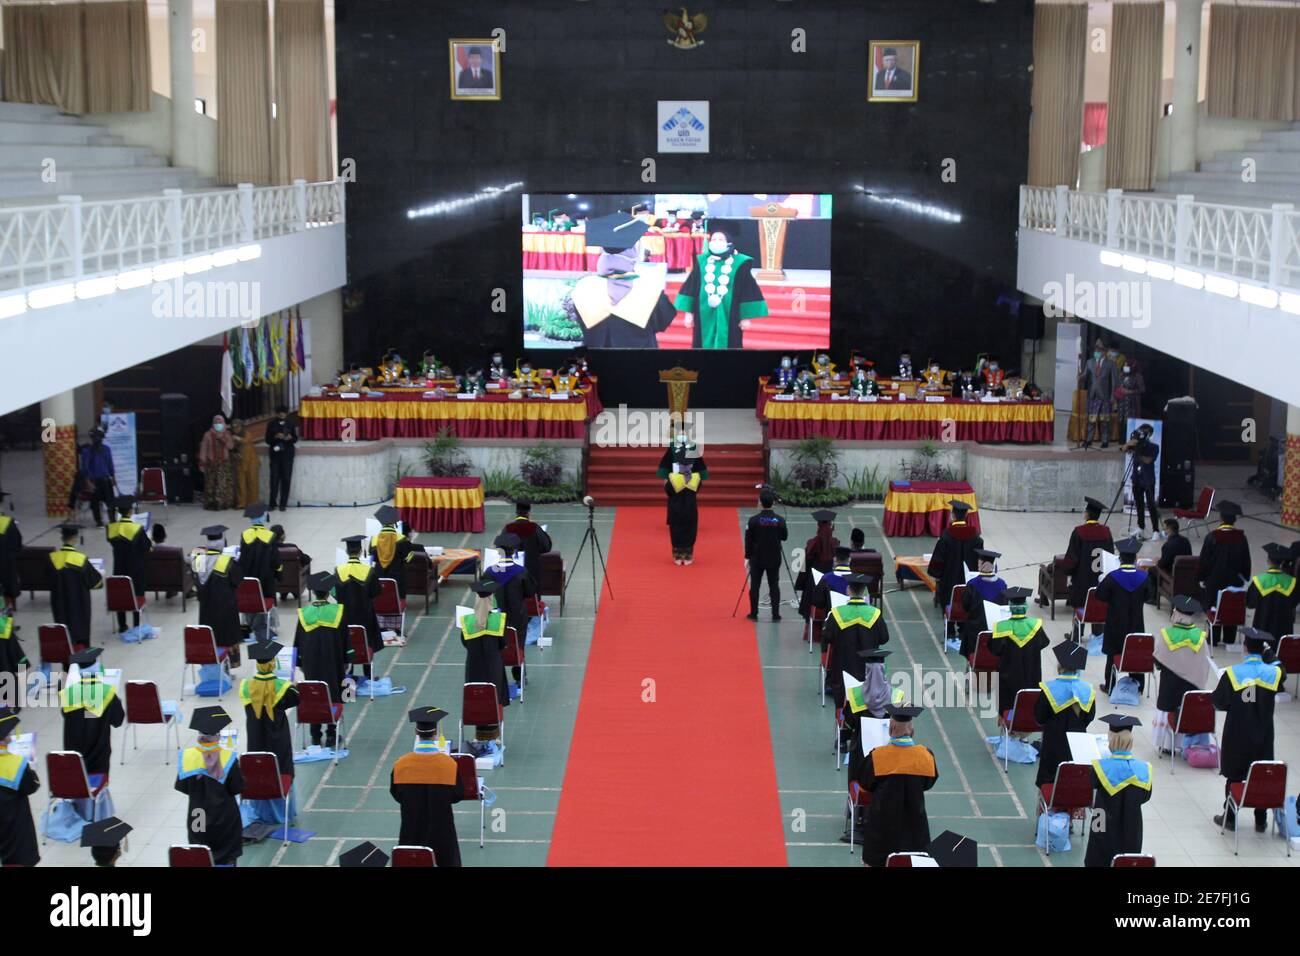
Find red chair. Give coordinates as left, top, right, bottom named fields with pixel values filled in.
left=452, top=752, right=486, bottom=848
left=1172, top=486, right=1215, bottom=537
left=106, top=575, right=148, bottom=635
left=999, top=688, right=1042, bottom=772
left=43, top=751, right=110, bottom=844
left=296, top=680, right=345, bottom=763
left=139, top=467, right=168, bottom=506
left=844, top=780, right=872, bottom=853
left=1276, top=635, right=1300, bottom=695
left=168, top=844, right=214, bottom=867
left=348, top=625, right=376, bottom=701
left=885, top=852, right=933, bottom=866
left=375, top=577, right=405, bottom=638
left=1115, top=633, right=1155, bottom=698
left=237, top=578, right=275, bottom=616
left=181, top=624, right=230, bottom=700
left=38, top=624, right=75, bottom=697
left=1168, top=690, right=1217, bottom=774
left=1036, top=761, right=1093, bottom=856
left=945, top=584, right=968, bottom=631
left=966, top=630, right=998, bottom=698
left=459, top=682, right=504, bottom=762
left=1072, top=587, right=1108, bottom=643
left=1207, top=589, right=1247, bottom=647
left=819, top=643, right=832, bottom=706
left=501, top=625, right=525, bottom=703
left=392, top=845, right=435, bottom=867
left=833, top=705, right=844, bottom=771
left=121, top=680, right=181, bottom=764
left=1112, top=853, right=1156, bottom=867
left=239, top=752, right=293, bottom=845
left=1221, top=760, right=1289, bottom=856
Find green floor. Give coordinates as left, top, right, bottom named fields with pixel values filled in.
left=243, top=502, right=1067, bottom=866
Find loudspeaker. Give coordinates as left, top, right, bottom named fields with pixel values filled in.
left=1159, top=397, right=1197, bottom=509
left=159, top=392, right=191, bottom=466
left=1018, top=303, right=1045, bottom=341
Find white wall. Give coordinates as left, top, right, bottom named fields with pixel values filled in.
left=0, top=224, right=346, bottom=418
left=83, top=91, right=219, bottom=179
left=301, top=287, right=343, bottom=386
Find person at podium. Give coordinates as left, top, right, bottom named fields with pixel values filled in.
left=674, top=229, right=769, bottom=349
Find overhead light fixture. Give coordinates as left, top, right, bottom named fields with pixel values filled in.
left=212, top=248, right=240, bottom=268
left=0, top=293, right=27, bottom=319
left=28, top=283, right=76, bottom=309
left=1120, top=255, right=1147, bottom=274
left=1173, top=267, right=1203, bottom=289
left=1203, top=274, right=1238, bottom=297
left=184, top=254, right=214, bottom=275
left=75, top=276, right=117, bottom=299
left=1238, top=283, right=1279, bottom=309
left=1145, top=260, right=1174, bottom=281
left=117, top=267, right=153, bottom=290
left=1099, top=250, right=1123, bottom=267
left=1280, top=291, right=1300, bottom=315
left=152, top=261, right=184, bottom=281
left=236, top=244, right=263, bottom=261
left=406, top=182, right=524, bottom=221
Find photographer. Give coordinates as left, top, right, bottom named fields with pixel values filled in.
left=1121, top=424, right=1160, bottom=539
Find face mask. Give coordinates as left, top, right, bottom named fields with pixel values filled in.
left=1123, top=366, right=1131, bottom=373
left=781, top=359, right=791, bottom=368
left=492, top=355, right=502, bottom=364
left=1093, top=352, right=1102, bottom=361
left=930, top=366, right=939, bottom=373
left=989, top=363, right=998, bottom=371
left=521, top=367, right=531, bottom=375
left=708, top=238, right=729, bottom=255
left=213, top=423, right=224, bottom=432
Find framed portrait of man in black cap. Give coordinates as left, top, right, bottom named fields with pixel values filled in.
left=868, top=40, right=919, bottom=102
left=449, top=39, right=501, bottom=100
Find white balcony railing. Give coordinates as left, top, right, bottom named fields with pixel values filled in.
left=1019, top=185, right=1300, bottom=304
left=0, top=178, right=345, bottom=297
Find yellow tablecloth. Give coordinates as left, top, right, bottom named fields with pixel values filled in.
left=394, top=484, right=485, bottom=511
left=299, top=395, right=588, bottom=439
left=763, top=400, right=1054, bottom=426
left=883, top=486, right=978, bottom=515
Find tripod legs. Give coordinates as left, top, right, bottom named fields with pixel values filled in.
left=564, top=516, right=612, bottom=608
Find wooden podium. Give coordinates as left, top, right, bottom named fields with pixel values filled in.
left=659, top=367, right=698, bottom=432
left=748, top=202, right=799, bottom=282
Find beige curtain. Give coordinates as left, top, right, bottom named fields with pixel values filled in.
left=274, top=0, right=332, bottom=183
left=83, top=0, right=152, bottom=113
left=1105, top=2, right=1165, bottom=191
left=1027, top=4, right=1088, bottom=187
left=1, top=2, right=87, bottom=114
left=216, top=0, right=274, bottom=185
left=1206, top=3, right=1300, bottom=121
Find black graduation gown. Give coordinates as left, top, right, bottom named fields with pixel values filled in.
left=581, top=293, right=678, bottom=349
left=50, top=546, right=102, bottom=647
left=1084, top=760, right=1151, bottom=867
left=238, top=526, right=282, bottom=597
left=1062, top=521, right=1115, bottom=608
left=1033, top=681, right=1096, bottom=786
left=960, top=574, right=1008, bottom=657
left=1198, top=525, right=1251, bottom=611
left=821, top=601, right=889, bottom=705
left=503, top=517, right=553, bottom=585
left=0, top=515, right=23, bottom=599
left=1246, top=572, right=1299, bottom=640
left=293, top=603, right=352, bottom=701
left=988, top=618, right=1050, bottom=714
left=1096, top=566, right=1148, bottom=657
left=174, top=749, right=244, bottom=865
left=857, top=741, right=938, bottom=866
left=390, top=749, right=463, bottom=866
left=241, top=681, right=299, bottom=778
left=194, top=552, right=244, bottom=648
left=461, top=612, right=510, bottom=708
left=371, top=527, right=417, bottom=599
left=483, top=565, right=531, bottom=647
left=927, top=521, right=983, bottom=609
left=1213, top=658, right=1285, bottom=781
left=333, top=560, right=382, bottom=650
left=61, top=681, right=125, bottom=775
left=0, top=755, right=39, bottom=866
left=797, top=534, right=839, bottom=619
left=0, top=617, right=28, bottom=698
left=106, top=519, right=151, bottom=586
left=664, top=477, right=701, bottom=550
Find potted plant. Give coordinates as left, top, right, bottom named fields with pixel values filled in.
left=423, top=428, right=471, bottom=477
left=790, top=436, right=839, bottom=490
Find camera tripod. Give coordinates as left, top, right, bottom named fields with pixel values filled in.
left=564, top=498, right=612, bottom=608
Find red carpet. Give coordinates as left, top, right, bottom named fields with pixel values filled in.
left=547, top=506, right=787, bottom=866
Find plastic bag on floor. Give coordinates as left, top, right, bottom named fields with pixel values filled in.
left=40, top=801, right=90, bottom=843
left=293, top=746, right=348, bottom=764
left=526, top=610, right=548, bottom=646
left=987, top=735, right=1039, bottom=764
left=944, top=637, right=962, bottom=653
left=1274, top=796, right=1300, bottom=840
left=241, top=786, right=298, bottom=826
left=1086, top=634, right=1104, bottom=656
left=1108, top=676, right=1141, bottom=706
left=195, top=662, right=232, bottom=697
left=1036, top=810, right=1072, bottom=853
left=352, top=676, right=406, bottom=697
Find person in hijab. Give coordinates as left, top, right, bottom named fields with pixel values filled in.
left=798, top=510, right=839, bottom=619
left=193, top=525, right=245, bottom=665
left=105, top=496, right=151, bottom=635
left=197, top=413, right=236, bottom=510
left=1035, top=642, right=1096, bottom=787
left=175, top=707, right=243, bottom=866
left=459, top=580, right=509, bottom=756
left=60, top=648, right=124, bottom=778
left=675, top=229, right=769, bottom=349
left=1084, top=714, right=1151, bottom=866
left=1154, top=595, right=1212, bottom=754
left=371, top=505, right=417, bottom=599
left=570, top=213, right=678, bottom=349
left=0, top=708, right=39, bottom=866
left=239, top=641, right=298, bottom=780
left=294, top=572, right=351, bottom=750
left=229, top=419, right=260, bottom=511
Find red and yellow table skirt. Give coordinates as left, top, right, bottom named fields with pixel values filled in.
left=883, top=481, right=979, bottom=537
left=763, top=396, right=1054, bottom=443
left=522, top=230, right=704, bottom=272
left=395, top=478, right=485, bottom=534
left=894, top=556, right=938, bottom=592
left=299, top=394, right=588, bottom=440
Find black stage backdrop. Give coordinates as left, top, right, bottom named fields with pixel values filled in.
left=336, top=0, right=1034, bottom=408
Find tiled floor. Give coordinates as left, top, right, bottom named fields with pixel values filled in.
left=2, top=444, right=1297, bottom=867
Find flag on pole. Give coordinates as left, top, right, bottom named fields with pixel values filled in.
left=220, top=332, right=234, bottom=417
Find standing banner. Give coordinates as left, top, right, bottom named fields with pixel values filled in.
left=102, top=412, right=138, bottom=495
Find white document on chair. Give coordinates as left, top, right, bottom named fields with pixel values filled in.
left=130, top=512, right=151, bottom=532
left=860, top=717, right=891, bottom=755
left=275, top=646, right=297, bottom=681
left=101, top=668, right=123, bottom=691
left=8, top=733, right=35, bottom=759
left=811, top=568, right=823, bottom=586
left=483, top=548, right=525, bottom=570
left=1067, top=732, right=1110, bottom=763
left=365, top=518, right=381, bottom=539
left=830, top=589, right=849, bottom=608
left=984, top=602, right=1013, bottom=627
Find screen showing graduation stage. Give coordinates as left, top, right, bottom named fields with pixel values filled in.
left=522, top=193, right=832, bottom=351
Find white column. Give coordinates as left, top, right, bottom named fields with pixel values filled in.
left=1170, top=0, right=1202, bottom=174
left=169, top=0, right=196, bottom=170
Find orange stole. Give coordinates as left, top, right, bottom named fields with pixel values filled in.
left=393, top=751, right=458, bottom=786
left=870, top=744, right=938, bottom=778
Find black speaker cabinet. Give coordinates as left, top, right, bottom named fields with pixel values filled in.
left=1160, top=397, right=1197, bottom=510
left=159, top=392, right=191, bottom=466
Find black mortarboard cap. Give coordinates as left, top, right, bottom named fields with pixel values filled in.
left=1002, top=586, right=1033, bottom=603
left=973, top=548, right=1001, bottom=561
left=834, top=546, right=852, bottom=560
left=114, top=495, right=135, bottom=513
left=471, top=579, right=500, bottom=597
left=845, top=573, right=870, bottom=588
left=1216, top=500, right=1242, bottom=517
left=190, top=706, right=232, bottom=736
left=81, top=817, right=133, bottom=849
left=1053, top=641, right=1089, bottom=672
left=1098, top=713, right=1142, bottom=731
left=1241, top=626, right=1278, bottom=646
left=247, top=641, right=284, bottom=663
left=949, top=500, right=972, bottom=514
left=243, top=502, right=269, bottom=519
left=1263, top=543, right=1291, bottom=564
left=927, top=830, right=977, bottom=867
left=811, top=509, right=836, bottom=523
left=60, top=523, right=80, bottom=537
left=1115, top=536, right=1142, bottom=556
left=585, top=212, right=649, bottom=252
left=407, top=706, right=449, bottom=731
left=885, top=703, right=923, bottom=720
left=1172, top=595, right=1202, bottom=615
left=339, top=841, right=389, bottom=868
left=494, top=532, right=522, bottom=550
left=308, top=571, right=334, bottom=593
left=374, top=505, right=401, bottom=526
left=342, top=534, right=365, bottom=548
left=69, top=647, right=103, bottom=667
left=1084, top=496, right=1106, bottom=512
left=202, top=525, right=228, bottom=539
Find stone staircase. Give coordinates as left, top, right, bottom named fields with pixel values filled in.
left=1156, top=123, right=1300, bottom=207
left=0, top=100, right=212, bottom=202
